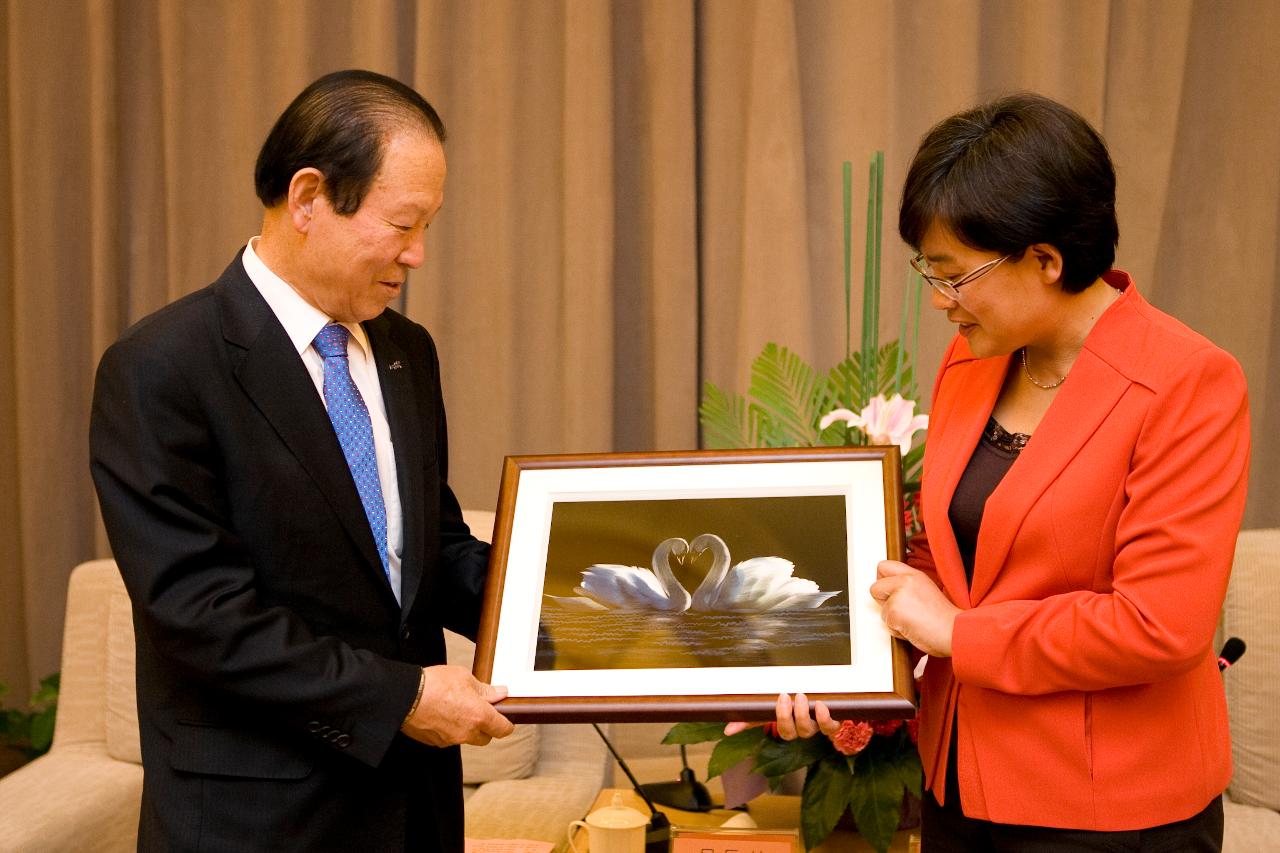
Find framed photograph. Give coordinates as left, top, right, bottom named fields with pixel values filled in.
left=473, top=447, right=916, bottom=722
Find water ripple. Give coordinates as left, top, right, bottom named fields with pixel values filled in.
left=534, top=605, right=851, bottom=670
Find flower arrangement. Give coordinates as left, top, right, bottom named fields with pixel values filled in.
left=697, top=154, right=928, bottom=535
left=671, top=154, right=927, bottom=851
left=662, top=715, right=921, bottom=851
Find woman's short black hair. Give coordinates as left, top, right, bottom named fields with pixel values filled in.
left=899, top=92, right=1118, bottom=293
left=254, top=69, right=447, bottom=216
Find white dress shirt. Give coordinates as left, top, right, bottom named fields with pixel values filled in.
left=242, top=238, right=405, bottom=603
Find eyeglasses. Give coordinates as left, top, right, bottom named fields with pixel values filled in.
left=910, top=252, right=1012, bottom=301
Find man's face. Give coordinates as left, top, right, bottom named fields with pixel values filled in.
left=296, top=129, right=446, bottom=323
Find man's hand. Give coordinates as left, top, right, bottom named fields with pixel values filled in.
left=399, top=665, right=514, bottom=747
left=870, top=560, right=958, bottom=657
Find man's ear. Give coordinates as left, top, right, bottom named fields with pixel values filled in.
left=286, top=168, right=326, bottom=233
left=1028, top=243, right=1065, bottom=287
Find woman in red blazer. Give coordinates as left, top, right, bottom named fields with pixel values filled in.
left=771, top=94, right=1250, bottom=851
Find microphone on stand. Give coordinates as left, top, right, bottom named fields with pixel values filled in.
left=1218, top=637, right=1246, bottom=671
left=592, top=724, right=671, bottom=853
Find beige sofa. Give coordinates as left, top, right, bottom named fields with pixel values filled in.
left=0, top=510, right=607, bottom=852
left=1216, top=528, right=1280, bottom=850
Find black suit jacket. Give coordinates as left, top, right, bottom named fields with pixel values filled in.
left=89, top=253, right=490, bottom=852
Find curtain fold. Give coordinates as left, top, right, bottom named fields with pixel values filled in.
left=2, top=0, right=1276, bottom=705
left=7, top=0, right=112, bottom=701
left=407, top=0, right=699, bottom=500
left=0, top=0, right=26, bottom=707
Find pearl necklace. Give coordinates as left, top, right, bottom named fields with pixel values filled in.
left=1020, top=347, right=1066, bottom=390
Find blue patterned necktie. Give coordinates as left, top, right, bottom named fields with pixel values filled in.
left=313, top=323, right=389, bottom=579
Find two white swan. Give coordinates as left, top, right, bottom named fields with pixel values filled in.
left=545, top=533, right=840, bottom=613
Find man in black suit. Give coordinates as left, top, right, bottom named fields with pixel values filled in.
left=90, top=69, right=513, bottom=852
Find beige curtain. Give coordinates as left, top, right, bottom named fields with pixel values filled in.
left=3, top=0, right=1277, bottom=705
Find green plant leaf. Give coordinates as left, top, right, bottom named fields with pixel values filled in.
left=28, top=707, right=56, bottom=754
left=717, top=337, right=924, bottom=450
left=846, top=753, right=907, bottom=853
left=829, top=340, right=924, bottom=411
left=902, top=441, right=926, bottom=478
left=800, top=754, right=856, bottom=849
left=816, top=419, right=853, bottom=447
left=0, top=708, right=19, bottom=740
left=875, top=340, right=904, bottom=399
left=706, top=728, right=766, bottom=779
left=30, top=673, right=60, bottom=709
left=746, top=344, right=832, bottom=446
left=3, top=708, right=29, bottom=743
left=754, top=731, right=833, bottom=777
left=828, top=355, right=865, bottom=411
left=0, top=673, right=60, bottom=760
left=889, top=748, right=924, bottom=799
left=661, top=722, right=727, bottom=745
left=699, top=382, right=757, bottom=449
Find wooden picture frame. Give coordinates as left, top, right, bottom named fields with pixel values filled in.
left=473, top=447, right=916, bottom=722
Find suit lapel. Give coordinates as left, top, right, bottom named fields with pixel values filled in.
left=215, top=263, right=395, bottom=598
left=364, top=314, right=426, bottom=617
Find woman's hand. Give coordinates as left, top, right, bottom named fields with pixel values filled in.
left=871, top=560, right=959, bottom=657
left=774, top=692, right=842, bottom=740
left=723, top=692, right=841, bottom=739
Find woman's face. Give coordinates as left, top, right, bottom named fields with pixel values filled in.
left=917, top=222, right=1061, bottom=359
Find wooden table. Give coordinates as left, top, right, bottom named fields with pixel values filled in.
left=574, top=789, right=918, bottom=853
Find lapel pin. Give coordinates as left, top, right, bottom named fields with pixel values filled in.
left=388, top=360, right=403, bottom=371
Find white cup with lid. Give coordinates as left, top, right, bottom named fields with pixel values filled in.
left=567, top=792, right=648, bottom=853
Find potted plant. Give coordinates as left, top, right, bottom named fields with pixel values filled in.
left=663, top=716, right=921, bottom=851
left=0, top=673, right=59, bottom=776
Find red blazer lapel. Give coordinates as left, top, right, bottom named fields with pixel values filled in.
left=969, top=281, right=1140, bottom=602
left=970, top=352, right=1130, bottom=601
left=922, top=345, right=1007, bottom=609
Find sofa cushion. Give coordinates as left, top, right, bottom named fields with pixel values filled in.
left=445, top=629, right=540, bottom=783
left=464, top=775, right=603, bottom=848
left=1223, top=798, right=1280, bottom=853
left=105, top=577, right=141, bottom=765
left=462, top=723, right=540, bottom=785
left=1221, top=529, right=1280, bottom=812
left=0, top=744, right=143, bottom=852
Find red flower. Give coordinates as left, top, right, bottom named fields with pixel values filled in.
left=829, top=720, right=873, bottom=756
left=870, top=719, right=903, bottom=737
left=906, top=717, right=920, bottom=744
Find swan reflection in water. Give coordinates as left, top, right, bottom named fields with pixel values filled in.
left=538, top=534, right=848, bottom=671
left=535, top=605, right=851, bottom=670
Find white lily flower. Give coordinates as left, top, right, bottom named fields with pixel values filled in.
left=820, top=393, right=929, bottom=455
